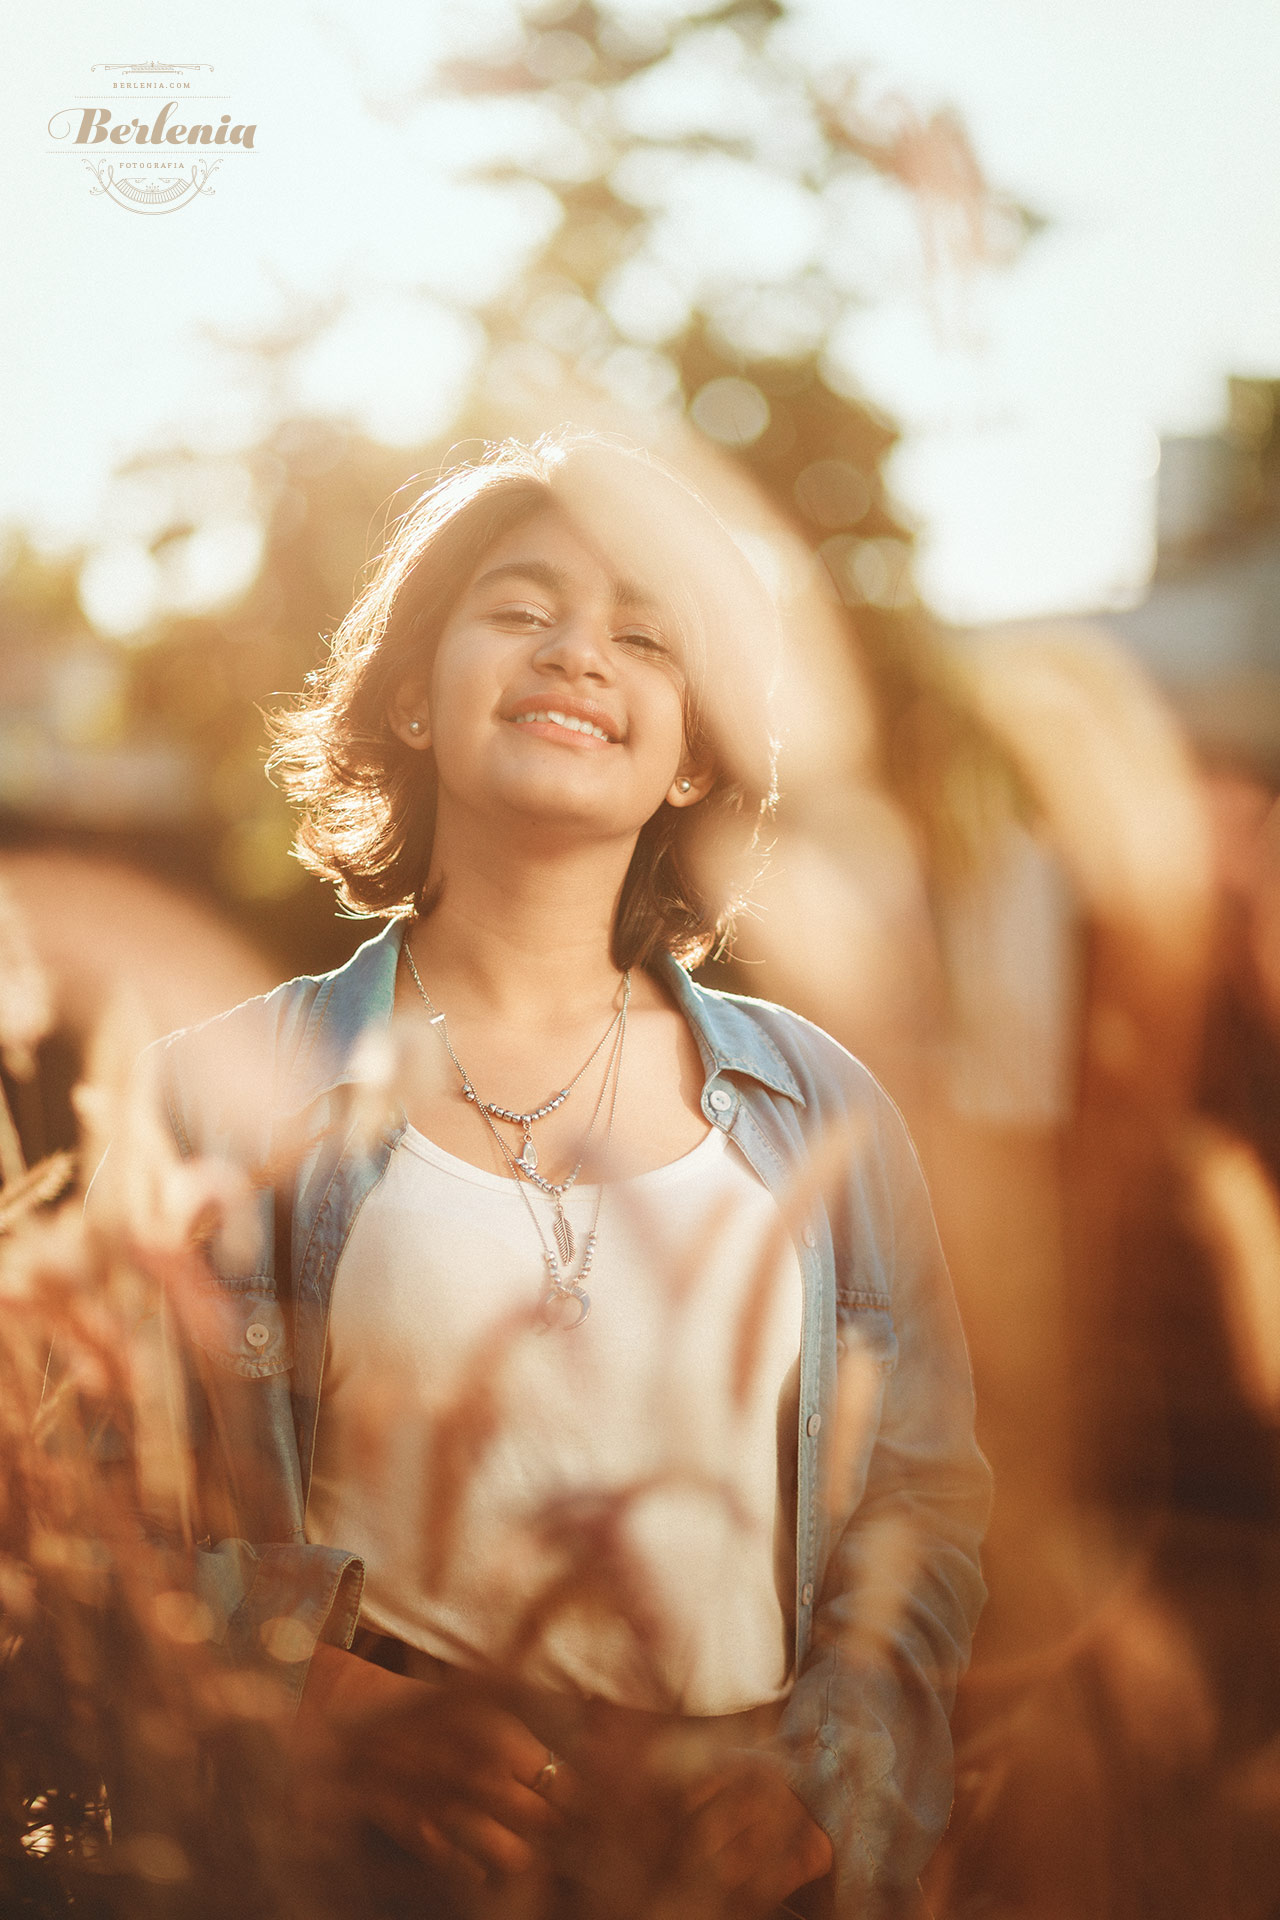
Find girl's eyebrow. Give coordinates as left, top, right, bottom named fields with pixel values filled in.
left=469, top=558, right=658, bottom=612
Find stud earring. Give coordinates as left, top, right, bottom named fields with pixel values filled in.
left=676, top=778, right=692, bottom=793
left=408, top=719, right=424, bottom=736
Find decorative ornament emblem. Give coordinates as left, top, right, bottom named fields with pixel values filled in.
left=83, top=158, right=221, bottom=214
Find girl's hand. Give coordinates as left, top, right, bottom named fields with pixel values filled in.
left=295, top=1643, right=574, bottom=1890
left=673, top=1756, right=834, bottom=1915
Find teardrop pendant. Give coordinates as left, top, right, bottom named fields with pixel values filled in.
left=553, top=1206, right=575, bottom=1266
left=520, top=1133, right=538, bottom=1172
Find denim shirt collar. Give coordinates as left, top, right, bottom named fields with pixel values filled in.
left=287, top=918, right=806, bottom=1112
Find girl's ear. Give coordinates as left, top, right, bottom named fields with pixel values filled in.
left=666, top=762, right=715, bottom=809
left=388, top=680, right=431, bottom=751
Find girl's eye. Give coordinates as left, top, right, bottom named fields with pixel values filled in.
left=487, top=605, right=669, bottom=655
left=492, top=605, right=549, bottom=628
left=616, top=629, right=668, bottom=654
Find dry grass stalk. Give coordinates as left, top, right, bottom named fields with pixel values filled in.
left=1177, top=1117, right=1280, bottom=1418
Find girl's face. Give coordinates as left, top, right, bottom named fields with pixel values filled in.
left=392, top=507, right=711, bottom=841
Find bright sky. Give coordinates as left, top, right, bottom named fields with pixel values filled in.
left=3, top=0, right=1280, bottom=626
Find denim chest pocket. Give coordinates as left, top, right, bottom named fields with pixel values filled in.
left=830, top=1297, right=899, bottom=1515
left=189, top=1285, right=292, bottom=1381
left=835, top=1294, right=900, bottom=1375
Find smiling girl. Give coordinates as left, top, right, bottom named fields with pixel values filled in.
left=141, top=433, right=989, bottom=1920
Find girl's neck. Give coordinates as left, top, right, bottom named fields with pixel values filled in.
left=407, top=817, right=635, bottom=1025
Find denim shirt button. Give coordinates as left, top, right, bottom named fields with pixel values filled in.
left=801, top=1582, right=814, bottom=1608
left=245, top=1323, right=270, bottom=1350
left=806, top=1412, right=822, bottom=1437
left=708, top=1089, right=733, bottom=1114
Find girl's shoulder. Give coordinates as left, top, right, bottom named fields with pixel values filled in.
left=679, top=972, right=934, bottom=1233
left=151, top=923, right=402, bottom=1150
left=669, top=961, right=900, bottom=1125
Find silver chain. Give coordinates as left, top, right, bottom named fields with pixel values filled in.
left=401, top=939, right=629, bottom=1329
left=403, top=941, right=627, bottom=1179
left=470, top=1011, right=626, bottom=1329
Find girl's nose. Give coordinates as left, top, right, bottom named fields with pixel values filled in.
left=533, top=614, right=615, bottom=682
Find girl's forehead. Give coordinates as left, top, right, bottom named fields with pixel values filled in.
left=465, top=508, right=663, bottom=613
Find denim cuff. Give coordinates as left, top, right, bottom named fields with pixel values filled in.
left=195, top=1537, right=365, bottom=1711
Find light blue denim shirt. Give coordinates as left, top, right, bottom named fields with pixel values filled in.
left=142, top=918, right=990, bottom=1916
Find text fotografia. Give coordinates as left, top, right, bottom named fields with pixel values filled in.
left=48, top=65, right=256, bottom=215
left=53, top=104, right=256, bottom=149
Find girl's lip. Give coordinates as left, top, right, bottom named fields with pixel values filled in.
left=505, top=714, right=617, bottom=751
left=503, top=696, right=623, bottom=744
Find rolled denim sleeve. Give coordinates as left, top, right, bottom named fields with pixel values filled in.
left=195, top=1537, right=365, bottom=1711
left=770, top=1091, right=992, bottom=1917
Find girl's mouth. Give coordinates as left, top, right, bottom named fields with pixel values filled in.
left=509, top=708, right=618, bottom=748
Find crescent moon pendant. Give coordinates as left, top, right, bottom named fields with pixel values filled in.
left=539, top=1283, right=591, bottom=1331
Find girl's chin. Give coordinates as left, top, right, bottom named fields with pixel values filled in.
left=504, top=800, right=650, bottom=837
left=439, top=779, right=650, bottom=835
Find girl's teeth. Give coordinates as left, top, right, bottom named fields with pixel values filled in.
left=515, top=711, right=610, bottom=740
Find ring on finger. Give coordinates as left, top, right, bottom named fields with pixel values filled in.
left=533, top=1754, right=559, bottom=1794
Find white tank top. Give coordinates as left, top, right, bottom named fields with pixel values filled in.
left=306, top=1120, right=804, bottom=1714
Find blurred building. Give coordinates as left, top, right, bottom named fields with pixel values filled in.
left=932, top=376, right=1280, bottom=1129
left=1106, top=376, right=1280, bottom=781
left=0, top=526, right=350, bottom=978
left=951, top=377, right=1280, bottom=780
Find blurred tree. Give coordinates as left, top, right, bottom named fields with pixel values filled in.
left=0, top=444, right=413, bottom=976
left=432, top=0, right=1035, bottom=894
left=116, top=428, right=419, bottom=969
left=1, top=0, right=1036, bottom=981
left=0, top=534, right=84, bottom=642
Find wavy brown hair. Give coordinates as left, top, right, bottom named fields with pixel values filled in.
left=267, top=432, right=780, bottom=970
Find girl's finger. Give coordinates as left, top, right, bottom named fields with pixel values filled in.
left=372, top=1798, right=487, bottom=1888
left=678, top=1767, right=730, bottom=1817
left=416, top=1819, right=489, bottom=1890
left=525, top=1752, right=586, bottom=1816
left=446, top=1698, right=553, bottom=1782
left=679, top=1788, right=756, bottom=1869
left=466, top=1771, right=560, bottom=1839
left=706, top=1811, right=831, bottom=1906
left=439, top=1800, right=540, bottom=1879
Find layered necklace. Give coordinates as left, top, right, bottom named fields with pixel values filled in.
left=402, top=941, right=629, bottom=1331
